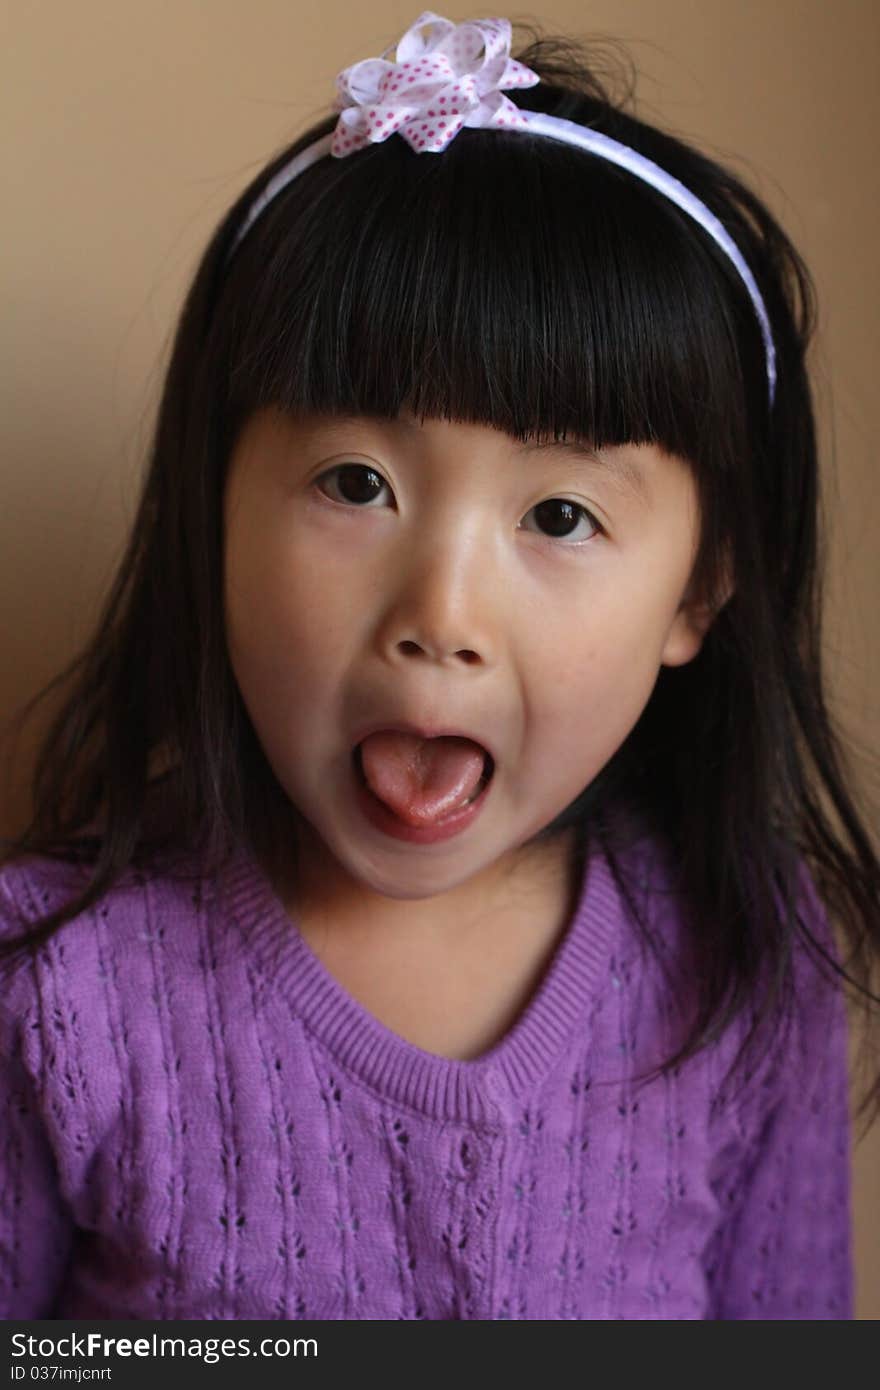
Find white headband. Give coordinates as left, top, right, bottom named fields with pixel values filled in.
left=228, top=11, right=777, bottom=405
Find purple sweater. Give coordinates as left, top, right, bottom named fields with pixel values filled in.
left=0, top=836, right=852, bottom=1320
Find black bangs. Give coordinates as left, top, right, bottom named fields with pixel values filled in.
left=219, top=119, right=759, bottom=465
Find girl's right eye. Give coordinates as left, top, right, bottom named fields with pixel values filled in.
left=315, top=463, right=389, bottom=507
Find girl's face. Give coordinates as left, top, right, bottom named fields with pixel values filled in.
left=223, top=406, right=712, bottom=923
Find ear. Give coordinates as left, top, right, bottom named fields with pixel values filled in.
left=660, top=560, right=735, bottom=669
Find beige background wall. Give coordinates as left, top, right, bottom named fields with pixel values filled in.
left=2, top=1, right=878, bottom=1317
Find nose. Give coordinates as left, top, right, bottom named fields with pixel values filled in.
left=375, top=525, right=498, bottom=669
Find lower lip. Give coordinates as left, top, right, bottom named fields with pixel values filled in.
left=353, top=759, right=493, bottom=844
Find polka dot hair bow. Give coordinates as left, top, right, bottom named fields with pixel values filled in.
left=331, top=10, right=540, bottom=155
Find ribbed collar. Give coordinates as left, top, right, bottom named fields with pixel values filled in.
left=219, top=837, right=624, bottom=1124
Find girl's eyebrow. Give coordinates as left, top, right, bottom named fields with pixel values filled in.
left=516, top=438, right=652, bottom=506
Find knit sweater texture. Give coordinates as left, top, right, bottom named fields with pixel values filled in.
left=0, top=834, right=852, bottom=1320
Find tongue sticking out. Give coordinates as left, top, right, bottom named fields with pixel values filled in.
left=358, top=731, right=487, bottom=826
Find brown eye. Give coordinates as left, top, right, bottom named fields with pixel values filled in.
left=523, top=498, right=602, bottom=543
left=317, top=463, right=390, bottom=506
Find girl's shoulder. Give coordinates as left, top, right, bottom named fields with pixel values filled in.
left=609, top=828, right=848, bottom=1086
left=0, top=850, right=92, bottom=941
left=0, top=766, right=192, bottom=929
left=617, top=825, right=841, bottom=970
left=1, top=850, right=140, bottom=934
left=0, top=843, right=217, bottom=1003
left=0, top=844, right=238, bottom=1100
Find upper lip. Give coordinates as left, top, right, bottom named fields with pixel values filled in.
left=351, top=719, right=497, bottom=767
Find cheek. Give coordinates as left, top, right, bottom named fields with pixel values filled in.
left=531, top=579, right=669, bottom=684
left=225, top=517, right=354, bottom=700
left=527, top=582, right=675, bottom=749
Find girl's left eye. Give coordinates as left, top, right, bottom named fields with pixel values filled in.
left=314, top=463, right=603, bottom=543
left=316, top=463, right=390, bottom=508
left=520, top=497, right=602, bottom=544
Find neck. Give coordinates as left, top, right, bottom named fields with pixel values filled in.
left=265, top=814, right=582, bottom=953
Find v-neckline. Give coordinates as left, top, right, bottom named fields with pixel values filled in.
left=219, top=836, right=625, bottom=1123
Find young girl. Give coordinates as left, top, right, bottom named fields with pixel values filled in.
left=1, top=11, right=877, bottom=1321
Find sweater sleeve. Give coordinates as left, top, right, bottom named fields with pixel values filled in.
left=0, top=874, right=77, bottom=1318
left=706, top=864, right=854, bottom=1320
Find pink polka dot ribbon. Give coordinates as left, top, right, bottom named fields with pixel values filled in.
left=331, top=11, right=540, bottom=156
